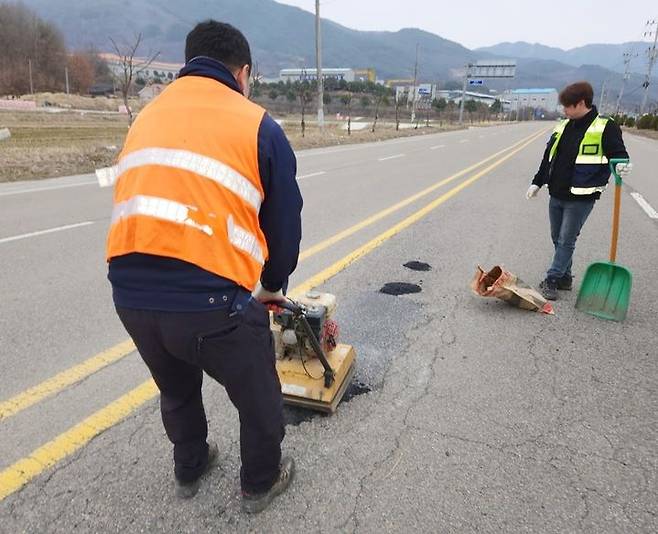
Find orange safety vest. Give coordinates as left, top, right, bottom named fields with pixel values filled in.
left=105, top=76, right=268, bottom=291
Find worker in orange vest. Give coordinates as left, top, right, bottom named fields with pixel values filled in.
left=105, top=20, right=302, bottom=513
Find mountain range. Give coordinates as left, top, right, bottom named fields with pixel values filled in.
left=17, top=0, right=658, bottom=109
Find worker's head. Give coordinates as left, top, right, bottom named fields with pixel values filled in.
left=559, top=81, right=593, bottom=119
left=185, top=20, right=252, bottom=96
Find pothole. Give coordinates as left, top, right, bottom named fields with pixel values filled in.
left=342, top=380, right=372, bottom=402
left=283, top=380, right=372, bottom=425
left=379, top=282, right=422, bottom=296
left=404, top=261, right=432, bottom=272
left=283, top=406, right=323, bottom=426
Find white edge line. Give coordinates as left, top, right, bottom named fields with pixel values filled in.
left=297, top=171, right=327, bottom=181
left=630, top=192, right=658, bottom=219
left=459, top=139, right=469, bottom=143
left=0, top=181, right=97, bottom=197
left=430, top=145, right=446, bottom=150
left=0, top=222, right=95, bottom=244
left=378, top=154, right=405, bottom=161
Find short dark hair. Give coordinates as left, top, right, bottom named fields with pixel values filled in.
left=185, top=20, right=252, bottom=70
left=559, top=81, right=594, bottom=108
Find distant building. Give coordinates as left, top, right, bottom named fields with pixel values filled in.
left=89, top=83, right=115, bottom=97
left=280, top=68, right=355, bottom=83
left=502, top=88, right=559, bottom=112
left=353, top=68, right=376, bottom=82
left=138, top=83, right=167, bottom=101
left=435, top=90, right=510, bottom=108
left=385, top=79, right=414, bottom=88
left=100, top=53, right=182, bottom=83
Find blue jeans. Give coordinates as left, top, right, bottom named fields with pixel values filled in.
left=546, top=196, right=595, bottom=280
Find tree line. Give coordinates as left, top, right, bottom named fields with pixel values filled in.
left=0, top=2, right=111, bottom=96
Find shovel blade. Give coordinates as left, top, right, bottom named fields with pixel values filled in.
left=576, top=262, right=632, bottom=321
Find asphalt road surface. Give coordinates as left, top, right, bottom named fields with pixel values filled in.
left=1, top=123, right=656, bottom=532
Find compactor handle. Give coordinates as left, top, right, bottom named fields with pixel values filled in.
left=267, top=298, right=336, bottom=388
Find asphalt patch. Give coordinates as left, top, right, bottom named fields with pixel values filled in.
left=379, top=282, right=422, bottom=296
left=282, top=379, right=372, bottom=425
left=404, top=261, right=432, bottom=272
left=283, top=405, right=325, bottom=426
left=342, top=380, right=372, bottom=402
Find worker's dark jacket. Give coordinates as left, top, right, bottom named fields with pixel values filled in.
left=532, top=106, right=629, bottom=201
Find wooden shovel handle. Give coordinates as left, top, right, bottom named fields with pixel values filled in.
left=608, top=158, right=629, bottom=264
left=610, top=183, right=621, bottom=263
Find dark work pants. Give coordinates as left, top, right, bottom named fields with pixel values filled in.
left=546, top=196, right=596, bottom=280
left=116, top=298, right=285, bottom=494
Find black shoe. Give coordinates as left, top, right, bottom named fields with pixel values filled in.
left=539, top=278, right=558, bottom=301
left=175, top=441, right=219, bottom=499
left=556, top=275, right=573, bottom=291
left=241, top=456, right=295, bottom=514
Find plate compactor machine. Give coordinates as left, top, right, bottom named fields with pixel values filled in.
left=270, top=292, right=356, bottom=413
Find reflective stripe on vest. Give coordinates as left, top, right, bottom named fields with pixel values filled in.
left=111, top=195, right=265, bottom=266
left=99, top=147, right=262, bottom=211
left=227, top=214, right=265, bottom=265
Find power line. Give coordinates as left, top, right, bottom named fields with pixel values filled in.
left=615, top=51, right=637, bottom=113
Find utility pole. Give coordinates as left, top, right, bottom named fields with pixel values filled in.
left=28, top=59, right=34, bottom=94
left=315, top=0, right=324, bottom=129
left=598, top=80, right=607, bottom=113
left=65, top=66, right=70, bottom=94
left=615, top=51, right=634, bottom=114
left=411, top=43, right=419, bottom=123
left=459, top=63, right=470, bottom=124
left=640, top=19, right=658, bottom=115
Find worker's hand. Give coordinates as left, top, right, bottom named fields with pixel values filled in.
left=526, top=184, right=540, bottom=200
left=252, top=281, right=285, bottom=304
left=615, top=162, right=633, bottom=178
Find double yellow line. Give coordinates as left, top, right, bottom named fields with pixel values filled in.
left=0, top=127, right=547, bottom=501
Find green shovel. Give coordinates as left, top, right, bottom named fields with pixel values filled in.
left=575, top=158, right=632, bottom=321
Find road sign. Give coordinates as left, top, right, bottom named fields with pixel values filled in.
left=468, top=80, right=483, bottom=85
left=467, top=60, right=516, bottom=79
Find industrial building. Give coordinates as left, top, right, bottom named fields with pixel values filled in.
left=100, top=53, right=182, bottom=82
left=502, top=88, right=559, bottom=112
left=435, top=90, right=510, bottom=108
left=279, top=68, right=376, bottom=83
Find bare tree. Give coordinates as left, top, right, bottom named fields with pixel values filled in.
left=109, top=33, right=159, bottom=124
left=298, top=81, right=313, bottom=137
left=340, top=92, right=352, bottom=135
left=371, top=93, right=389, bottom=133
left=395, top=89, right=404, bottom=131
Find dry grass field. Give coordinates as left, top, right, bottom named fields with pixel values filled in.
left=1, top=95, right=467, bottom=182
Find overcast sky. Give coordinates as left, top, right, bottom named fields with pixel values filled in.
left=276, top=0, right=657, bottom=50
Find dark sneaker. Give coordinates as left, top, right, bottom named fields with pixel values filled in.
left=557, top=275, right=573, bottom=291
left=539, top=278, right=558, bottom=301
left=175, top=441, right=219, bottom=499
left=241, top=456, right=295, bottom=514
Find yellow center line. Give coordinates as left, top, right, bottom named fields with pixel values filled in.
left=0, top=127, right=548, bottom=502
left=0, top=129, right=544, bottom=423
left=0, top=340, right=136, bottom=421
left=299, top=129, right=543, bottom=262
left=292, top=128, right=548, bottom=296
left=0, top=380, right=157, bottom=501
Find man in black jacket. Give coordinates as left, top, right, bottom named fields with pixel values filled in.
left=526, top=81, right=631, bottom=300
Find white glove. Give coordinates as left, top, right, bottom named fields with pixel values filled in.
left=615, top=162, right=632, bottom=178
left=526, top=184, right=540, bottom=200
left=251, top=281, right=285, bottom=304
